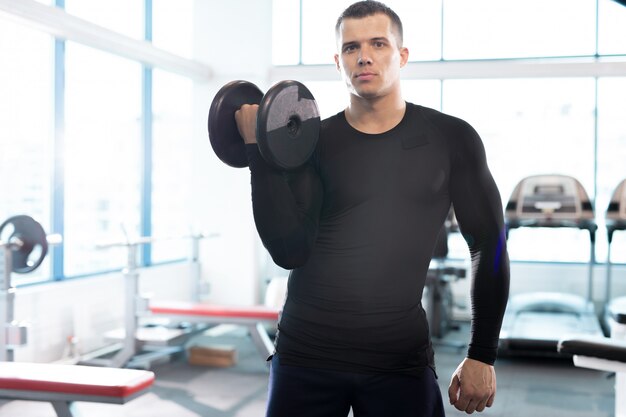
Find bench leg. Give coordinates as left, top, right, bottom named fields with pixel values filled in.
left=248, top=323, right=275, bottom=360
left=51, top=401, right=79, bottom=417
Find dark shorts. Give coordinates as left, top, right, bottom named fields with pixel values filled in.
left=265, top=355, right=445, bottom=417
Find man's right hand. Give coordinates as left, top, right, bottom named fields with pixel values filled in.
left=235, top=104, right=259, bottom=144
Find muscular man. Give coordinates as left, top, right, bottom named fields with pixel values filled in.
left=236, top=2, right=509, bottom=416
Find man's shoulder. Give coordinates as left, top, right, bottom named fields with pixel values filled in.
left=321, top=110, right=345, bottom=130
left=407, top=103, right=472, bottom=132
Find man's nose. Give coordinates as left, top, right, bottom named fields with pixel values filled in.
left=357, top=47, right=372, bottom=65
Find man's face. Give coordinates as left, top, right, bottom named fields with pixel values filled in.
left=334, top=13, right=408, bottom=100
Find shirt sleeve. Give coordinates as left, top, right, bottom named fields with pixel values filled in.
left=246, top=144, right=323, bottom=269
left=448, top=120, right=511, bottom=365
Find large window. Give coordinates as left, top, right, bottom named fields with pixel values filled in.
left=0, top=1, right=199, bottom=281
left=597, top=77, right=626, bottom=263
left=442, top=0, right=597, bottom=60
left=151, top=70, right=194, bottom=263
left=443, top=78, right=597, bottom=262
left=64, top=0, right=144, bottom=40
left=0, top=17, right=54, bottom=282
left=64, top=43, right=142, bottom=276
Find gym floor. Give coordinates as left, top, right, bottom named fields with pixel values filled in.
left=0, top=323, right=615, bottom=417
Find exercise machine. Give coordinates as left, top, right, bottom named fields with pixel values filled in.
left=558, top=336, right=626, bottom=417
left=604, top=179, right=626, bottom=337
left=0, top=215, right=60, bottom=361
left=499, top=174, right=604, bottom=356
left=0, top=215, right=154, bottom=417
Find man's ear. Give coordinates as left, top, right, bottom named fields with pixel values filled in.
left=334, top=54, right=341, bottom=71
left=399, top=47, right=409, bottom=68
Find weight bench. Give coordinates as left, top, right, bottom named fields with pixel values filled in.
left=0, top=361, right=154, bottom=417
left=558, top=336, right=626, bottom=417
left=149, top=301, right=280, bottom=360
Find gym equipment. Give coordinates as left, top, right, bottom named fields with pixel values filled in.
left=0, top=214, right=48, bottom=274
left=0, top=215, right=61, bottom=361
left=0, top=217, right=151, bottom=416
left=208, top=79, right=320, bottom=171
left=0, top=362, right=154, bottom=417
left=604, top=179, right=626, bottom=337
left=150, top=301, right=279, bottom=360
left=79, top=233, right=214, bottom=369
left=558, top=336, right=626, bottom=417
left=423, top=209, right=466, bottom=348
left=80, top=232, right=279, bottom=368
left=499, top=174, right=604, bottom=357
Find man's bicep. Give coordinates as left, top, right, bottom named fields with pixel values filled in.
left=449, top=130, right=505, bottom=244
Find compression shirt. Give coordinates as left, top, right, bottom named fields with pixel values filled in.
left=246, top=103, right=510, bottom=376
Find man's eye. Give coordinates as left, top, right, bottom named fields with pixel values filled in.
left=344, top=45, right=356, bottom=53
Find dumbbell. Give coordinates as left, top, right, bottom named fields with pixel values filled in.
left=207, top=80, right=320, bottom=171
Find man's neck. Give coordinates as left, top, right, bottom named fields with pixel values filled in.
left=345, top=92, right=406, bottom=134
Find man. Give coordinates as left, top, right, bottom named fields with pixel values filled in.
left=235, top=2, right=509, bottom=416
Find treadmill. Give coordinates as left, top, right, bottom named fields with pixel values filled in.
left=498, top=174, right=604, bottom=357
left=603, top=179, right=626, bottom=337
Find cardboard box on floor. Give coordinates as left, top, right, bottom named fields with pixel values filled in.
left=187, top=344, right=238, bottom=367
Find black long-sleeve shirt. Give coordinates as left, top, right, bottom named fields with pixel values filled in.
left=246, top=103, right=510, bottom=376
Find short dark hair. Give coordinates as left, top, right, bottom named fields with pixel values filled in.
left=335, top=1, right=404, bottom=47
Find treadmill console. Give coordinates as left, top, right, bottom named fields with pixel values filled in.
left=606, top=179, right=626, bottom=239
left=505, top=174, right=595, bottom=230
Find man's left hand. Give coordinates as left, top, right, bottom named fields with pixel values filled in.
left=448, top=357, right=496, bottom=414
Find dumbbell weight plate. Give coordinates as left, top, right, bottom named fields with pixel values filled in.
left=208, top=80, right=264, bottom=168
left=0, top=215, right=48, bottom=274
left=256, top=80, right=320, bottom=171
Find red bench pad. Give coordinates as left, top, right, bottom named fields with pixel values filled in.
left=150, top=301, right=280, bottom=321
left=0, top=362, right=154, bottom=398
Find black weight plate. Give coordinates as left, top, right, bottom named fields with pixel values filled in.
left=208, top=81, right=264, bottom=168
left=256, top=80, right=320, bottom=171
left=0, top=215, right=48, bottom=274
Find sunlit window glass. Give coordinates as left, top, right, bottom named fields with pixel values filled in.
left=151, top=70, right=194, bottom=263
left=442, top=78, right=596, bottom=262
left=152, top=0, right=194, bottom=59
left=301, top=0, right=355, bottom=65
left=0, top=18, right=53, bottom=282
left=598, top=0, right=626, bottom=55
left=387, top=0, right=442, bottom=61
left=597, top=77, right=626, bottom=264
left=443, top=0, right=596, bottom=59
left=65, top=0, right=143, bottom=40
left=402, top=79, right=441, bottom=111
left=272, top=0, right=301, bottom=65
left=64, top=43, right=142, bottom=276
